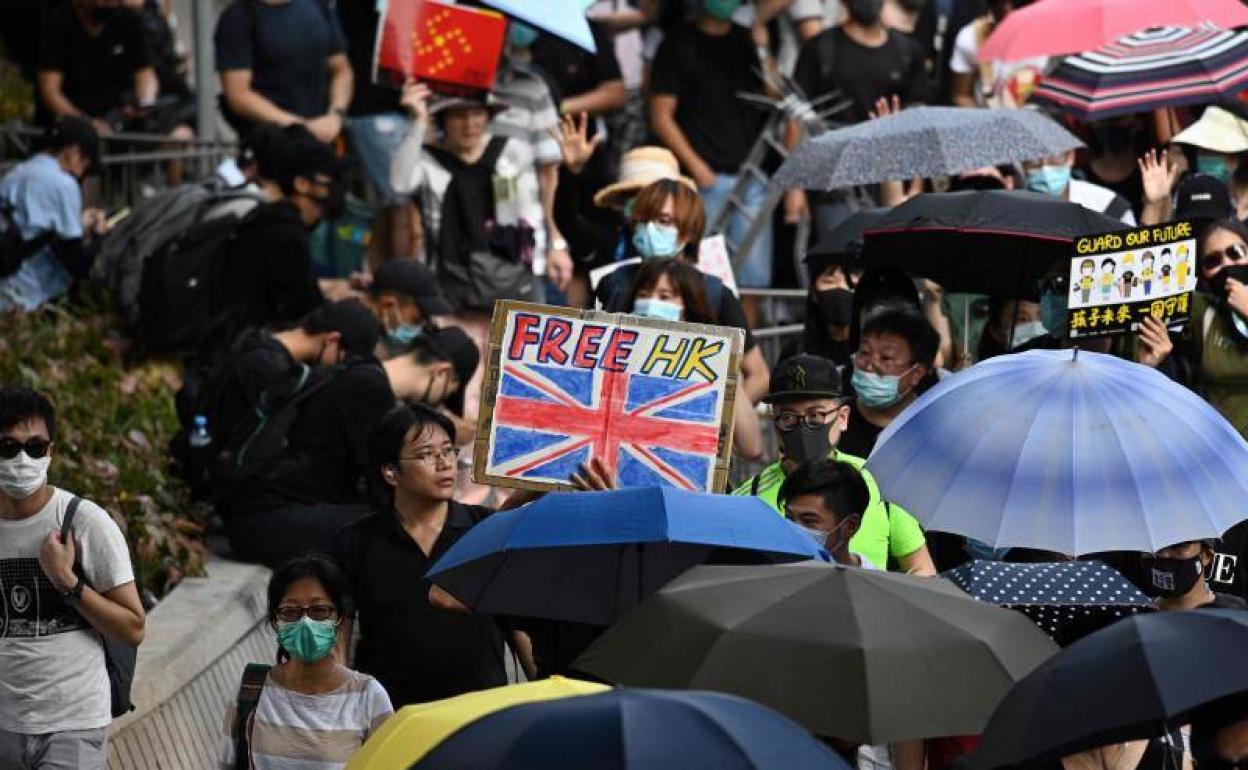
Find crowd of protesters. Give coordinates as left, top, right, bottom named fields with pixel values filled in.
left=6, top=0, right=1248, bottom=768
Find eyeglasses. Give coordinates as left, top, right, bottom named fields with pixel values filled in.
left=275, top=604, right=340, bottom=623
left=853, top=350, right=911, bottom=373
left=403, top=446, right=460, bottom=467
left=1202, top=241, right=1248, bottom=271
left=773, top=408, right=842, bottom=432
left=0, top=437, right=51, bottom=460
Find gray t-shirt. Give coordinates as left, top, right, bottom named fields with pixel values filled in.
left=0, top=487, right=135, bottom=733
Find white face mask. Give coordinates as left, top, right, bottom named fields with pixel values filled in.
left=0, top=451, right=50, bottom=500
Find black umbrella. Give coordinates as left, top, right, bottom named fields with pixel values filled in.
left=805, top=208, right=888, bottom=279
left=973, top=609, right=1248, bottom=770
left=860, top=190, right=1129, bottom=296
left=944, top=560, right=1156, bottom=647
left=574, top=563, right=1058, bottom=745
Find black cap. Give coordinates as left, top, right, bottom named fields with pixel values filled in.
left=764, top=354, right=844, bottom=404
left=304, top=299, right=383, bottom=357
left=419, top=325, right=480, bottom=416
left=268, top=124, right=345, bottom=190
left=371, top=259, right=453, bottom=317
left=1175, top=174, right=1234, bottom=222
left=46, top=116, right=100, bottom=171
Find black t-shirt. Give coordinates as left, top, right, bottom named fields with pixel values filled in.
left=214, top=0, right=347, bottom=120
left=793, top=27, right=930, bottom=124
left=220, top=201, right=324, bottom=338
left=211, top=333, right=299, bottom=442
left=38, top=4, right=152, bottom=118
left=336, top=0, right=400, bottom=116
left=649, top=22, right=766, bottom=173
left=334, top=502, right=507, bottom=707
left=264, top=358, right=395, bottom=506
left=531, top=22, right=622, bottom=110
left=838, top=401, right=884, bottom=458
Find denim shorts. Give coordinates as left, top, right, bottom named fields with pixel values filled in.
left=347, top=113, right=410, bottom=205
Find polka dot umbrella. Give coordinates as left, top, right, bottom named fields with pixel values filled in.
left=945, top=560, right=1154, bottom=647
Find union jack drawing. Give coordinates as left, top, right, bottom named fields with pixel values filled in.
left=489, top=362, right=723, bottom=491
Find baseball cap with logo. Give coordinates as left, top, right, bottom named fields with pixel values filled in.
left=763, top=354, right=844, bottom=404
left=1174, top=174, right=1235, bottom=223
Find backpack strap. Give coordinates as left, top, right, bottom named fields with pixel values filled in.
left=60, top=495, right=82, bottom=545
left=479, top=136, right=509, bottom=172
left=750, top=474, right=761, bottom=497
left=233, top=663, right=272, bottom=770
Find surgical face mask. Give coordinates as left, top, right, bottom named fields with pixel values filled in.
left=702, top=0, right=743, bottom=21
left=1039, top=290, right=1069, bottom=338
left=634, top=297, right=683, bottom=322
left=0, top=451, right=50, bottom=500
left=388, top=324, right=423, bottom=349
left=1027, top=165, right=1072, bottom=197
left=815, top=288, right=854, bottom=327
left=508, top=21, right=540, bottom=48
left=797, top=524, right=828, bottom=548
left=778, top=421, right=835, bottom=465
left=276, top=616, right=338, bottom=662
left=1197, top=153, right=1232, bottom=184
left=851, top=366, right=912, bottom=409
left=844, top=0, right=884, bottom=24
left=1010, top=320, right=1048, bottom=349
left=1143, top=554, right=1205, bottom=599
left=632, top=222, right=682, bottom=259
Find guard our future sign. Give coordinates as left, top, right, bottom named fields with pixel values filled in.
left=474, top=301, right=745, bottom=494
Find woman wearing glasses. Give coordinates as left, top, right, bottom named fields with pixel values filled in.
left=332, top=403, right=521, bottom=709
left=222, top=555, right=392, bottom=770
left=1190, top=218, right=1248, bottom=438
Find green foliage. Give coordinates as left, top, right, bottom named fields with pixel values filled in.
left=0, top=300, right=208, bottom=602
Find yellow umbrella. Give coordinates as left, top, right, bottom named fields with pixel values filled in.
left=346, top=677, right=610, bottom=770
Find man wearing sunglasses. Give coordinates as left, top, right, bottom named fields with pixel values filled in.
left=732, top=354, right=936, bottom=576
left=0, top=385, right=144, bottom=769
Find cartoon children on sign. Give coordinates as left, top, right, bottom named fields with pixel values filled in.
left=1120, top=252, right=1136, bottom=299
left=1141, top=251, right=1155, bottom=295
left=1077, top=259, right=1096, bottom=303
left=1176, top=243, right=1191, bottom=287
left=1100, top=258, right=1116, bottom=300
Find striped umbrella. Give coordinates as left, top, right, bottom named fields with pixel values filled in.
left=1032, top=24, right=1248, bottom=121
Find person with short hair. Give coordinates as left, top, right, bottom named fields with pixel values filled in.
left=363, top=259, right=452, bottom=354
left=779, top=459, right=875, bottom=568
left=1144, top=539, right=1248, bottom=611
left=220, top=554, right=393, bottom=770
left=334, top=404, right=518, bottom=707
left=0, top=385, right=145, bottom=770
left=839, top=310, right=939, bottom=458
left=1192, top=693, right=1248, bottom=770
left=1023, top=150, right=1137, bottom=225
left=733, top=354, right=936, bottom=575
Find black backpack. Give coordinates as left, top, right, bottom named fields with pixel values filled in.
left=62, top=497, right=138, bottom=718
left=427, top=137, right=536, bottom=312
left=136, top=200, right=255, bottom=356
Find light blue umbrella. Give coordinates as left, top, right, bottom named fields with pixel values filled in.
left=482, top=0, right=597, bottom=53
left=865, top=349, right=1248, bottom=555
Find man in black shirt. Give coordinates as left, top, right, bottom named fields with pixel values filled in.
left=37, top=0, right=158, bottom=132
left=649, top=1, right=773, bottom=290
left=1146, top=540, right=1248, bottom=611
left=214, top=0, right=353, bottom=143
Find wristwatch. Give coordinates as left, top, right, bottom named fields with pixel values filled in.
left=550, top=238, right=568, bottom=252
left=61, top=576, right=85, bottom=602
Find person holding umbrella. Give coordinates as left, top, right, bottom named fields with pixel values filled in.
left=732, top=354, right=936, bottom=575
left=1144, top=539, right=1248, bottom=611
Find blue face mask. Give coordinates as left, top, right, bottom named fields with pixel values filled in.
left=851, top=366, right=912, bottom=409
left=388, top=324, right=423, bottom=348
left=1027, top=165, right=1072, bottom=197
left=1039, top=290, right=1068, bottom=338
left=634, top=297, right=683, bottom=321
left=1197, top=153, right=1232, bottom=183
left=508, top=21, right=539, bottom=49
left=1010, top=320, right=1048, bottom=349
left=632, top=222, right=683, bottom=259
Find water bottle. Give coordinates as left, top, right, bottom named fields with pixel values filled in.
left=189, top=415, right=212, bottom=449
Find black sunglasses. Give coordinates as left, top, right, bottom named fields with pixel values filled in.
left=0, top=437, right=51, bottom=460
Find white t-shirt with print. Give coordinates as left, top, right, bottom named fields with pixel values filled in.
left=950, top=20, right=1047, bottom=107
left=0, top=487, right=135, bottom=733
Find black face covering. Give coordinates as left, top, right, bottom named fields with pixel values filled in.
left=1092, top=124, right=1135, bottom=155
left=1207, top=263, right=1248, bottom=297
left=778, top=421, right=835, bottom=466
left=1142, top=554, right=1204, bottom=598
left=845, top=0, right=884, bottom=24
left=90, top=7, right=129, bottom=22
left=815, top=289, right=855, bottom=327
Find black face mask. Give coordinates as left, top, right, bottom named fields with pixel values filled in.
left=90, top=7, right=129, bottom=23
left=815, top=289, right=855, bottom=327
left=1142, top=554, right=1204, bottom=598
left=1093, top=124, right=1135, bottom=155
left=778, top=421, right=835, bottom=466
left=845, top=0, right=884, bottom=24
left=1207, top=263, right=1248, bottom=297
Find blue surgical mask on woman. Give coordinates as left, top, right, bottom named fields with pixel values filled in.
left=276, top=617, right=337, bottom=662
left=851, top=366, right=913, bottom=409
left=1197, top=152, right=1232, bottom=183
left=632, top=222, right=682, bottom=259
left=634, top=297, right=683, bottom=322
left=1027, top=165, right=1072, bottom=197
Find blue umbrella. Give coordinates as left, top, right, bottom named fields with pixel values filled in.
left=945, top=560, right=1154, bottom=646
left=426, top=487, right=825, bottom=625
left=411, top=688, right=851, bottom=770
left=865, top=349, right=1248, bottom=555
left=481, top=0, right=596, bottom=53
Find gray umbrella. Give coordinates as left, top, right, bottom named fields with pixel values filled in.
left=574, top=563, right=1058, bottom=745
left=771, top=106, right=1084, bottom=191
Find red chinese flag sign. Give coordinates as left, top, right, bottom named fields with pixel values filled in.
left=375, top=0, right=505, bottom=93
